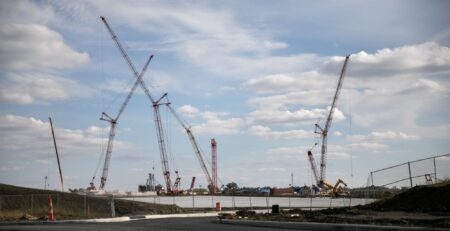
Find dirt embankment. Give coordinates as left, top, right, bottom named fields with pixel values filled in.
left=223, top=182, right=450, bottom=228
left=0, top=183, right=185, bottom=220
left=363, top=182, right=450, bottom=213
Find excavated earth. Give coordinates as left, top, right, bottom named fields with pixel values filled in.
left=222, top=181, right=450, bottom=228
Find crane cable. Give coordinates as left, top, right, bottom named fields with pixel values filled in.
left=347, top=69, right=354, bottom=188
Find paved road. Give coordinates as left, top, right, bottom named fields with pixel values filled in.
left=0, top=218, right=296, bottom=231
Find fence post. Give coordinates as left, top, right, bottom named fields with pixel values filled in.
left=249, top=197, right=252, bottom=209
left=433, top=157, right=437, bottom=182
left=192, top=195, right=195, bottom=210
left=288, top=197, right=291, bottom=209
left=310, top=196, right=313, bottom=211
left=30, top=195, right=33, bottom=214
left=407, top=161, right=413, bottom=187
left=110, top=196, right=115, bottom=217
left=370, top=172, right=374, bottom=186
left=84, top=193, right=87, bottom=217
left=132, top=196, right=135, bottom=215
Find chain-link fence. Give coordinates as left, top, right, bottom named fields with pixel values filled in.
left=0, top=193, right=184, bottom=220
left=0, top=193, right=113, bottom=220
left=368, top=154, right=450, bottom=188
left=126, top=195, right=376, bottom=211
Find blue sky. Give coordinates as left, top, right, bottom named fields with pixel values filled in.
left=1, top=0, right=449, bottom=191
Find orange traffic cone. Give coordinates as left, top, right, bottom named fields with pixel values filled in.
left=48, top=195, right=54, bottom=221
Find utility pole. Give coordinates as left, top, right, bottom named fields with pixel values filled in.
left=49, top=117, right=64, bottom=192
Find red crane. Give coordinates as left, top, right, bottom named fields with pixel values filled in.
left=211, top=138, right=218, bottom=194
left=309, top=55, right=350, bottom=187
left=100, top=16, right=173, bottom=193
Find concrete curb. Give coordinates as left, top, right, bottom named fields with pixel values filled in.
left=219, top=219, right=450, bottom=231
left=0, top=212, right=228, bottom=225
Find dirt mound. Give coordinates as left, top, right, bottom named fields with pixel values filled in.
left=365, top=182, right=450, bottom=212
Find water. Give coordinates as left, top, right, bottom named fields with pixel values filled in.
left=125, top=196, right=377, bottom=209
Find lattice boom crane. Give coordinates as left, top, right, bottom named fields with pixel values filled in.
left=165, top=102, right=214, bottom=193
left=100, top=16, right=173, bottom=193
left=309, top=55, right=350, bottom=186
left=92, top=55, right=153, bottom=190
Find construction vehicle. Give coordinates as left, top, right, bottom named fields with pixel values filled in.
left=89, top=55, right=153, bottom=191
left=100, top=16, right=174, bottom=193
left=307, top=55, right=350, bottom=196
left=165, top=101, right=215, bottom=193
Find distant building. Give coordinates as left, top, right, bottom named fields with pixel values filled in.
left=271, top=187, right=294, bottom=196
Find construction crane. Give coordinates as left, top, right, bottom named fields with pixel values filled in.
left=92, top=54, right=153, bottom=190
left=48, top=117, right=64, bottom=192
left=100, top=16, right=173, bottom=193
left=211, top=138, right=218, bottom=194
left=165, top=102, right=214, bottom=193
left=308, top=55, right=350, bottom=189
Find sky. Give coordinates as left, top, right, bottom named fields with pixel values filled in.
left=0, top=0, right=449, bottom=192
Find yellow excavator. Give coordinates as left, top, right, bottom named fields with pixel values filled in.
left=318, top=179, right=348, bottom=197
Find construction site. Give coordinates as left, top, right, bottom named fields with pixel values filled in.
left=1, top=1, right=450, bottom=229
left=34, top=17, right=449, bottom=199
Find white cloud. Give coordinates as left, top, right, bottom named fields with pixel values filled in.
left=178, top=105, right=200, bottom=118
left=0, top=114, right=128, bottom=157
left=322, top=42, right=450, bottom=77
left=266, top=145, right=350, bottom=160
left=177, top=105, right=243, bottom=135
left=0, top=72, right=95, bottom=104
left=334, top=131, right=343, bottom=137
left=347, top=131, right=420, bottom=142
left=248, top=125, right=311, bottom=139
left=0, top=1, right=54, bottom=24
left=243, top=71, right=334, bottom=94
left=247, top=108, right=345, bottom=126
left=0, top=23, right=89, bottom=70
left=349, top=142, right=389, bottom=150
left=81, top=1, right=324, bottom=78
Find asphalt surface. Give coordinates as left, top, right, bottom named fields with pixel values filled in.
left=0, top=217, right=295, bottom=231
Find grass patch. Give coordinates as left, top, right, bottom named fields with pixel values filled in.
left=0, top=183, right=185, bottom=220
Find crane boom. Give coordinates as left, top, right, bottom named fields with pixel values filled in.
left=100, top=16, right=173, bottom=193
left=316, top=55, right=350, bottom=182
left=166, top=103, right=214, bottom=192
left=97, top=55, right=153, bottom=190
left=307, top=150, right=320, bottom=185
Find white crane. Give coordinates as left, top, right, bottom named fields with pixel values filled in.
left=100, top=16, right=174, bottom=193
left=165, top=101, right=214, bottom=193
left=90, top=55, right=153, bottom=190
left=308, top=55, right=350, bottom=189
